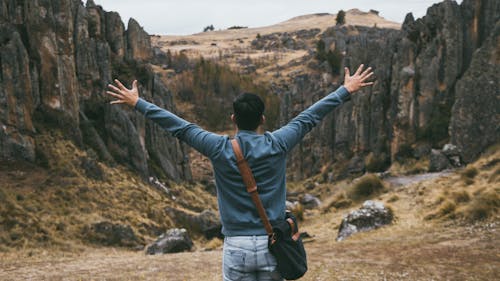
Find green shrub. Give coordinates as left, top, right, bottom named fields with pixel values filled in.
left=336, top=10, right=346, bottom=25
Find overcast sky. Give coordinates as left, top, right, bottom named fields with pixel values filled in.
left=91, top=0, right=462, bottom=35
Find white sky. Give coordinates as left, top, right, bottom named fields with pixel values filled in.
left=90, top=0, right=463, bottom=35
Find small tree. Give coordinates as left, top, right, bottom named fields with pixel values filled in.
left=203, top=24, right=214, bottom=32
left=336, top=10, right=346, bottom=25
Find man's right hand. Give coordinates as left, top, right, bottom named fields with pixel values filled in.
left=343, top=64, right=374, bottom=94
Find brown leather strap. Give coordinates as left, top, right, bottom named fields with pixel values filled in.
left=231, top=139, right=274, bottom=236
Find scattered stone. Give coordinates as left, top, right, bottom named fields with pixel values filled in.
left=149, top=177, right=170, bottom=196
left=337, top=201, right=393, bottom=241
left=429, top=149, right=451, bottom=172
left=442, top=144, right=462, bottom=167
left=300, top=194, right=321, bottom=209
left=146, top=228, right=193, bottom=255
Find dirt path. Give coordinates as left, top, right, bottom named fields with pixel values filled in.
left=384, top=171, right=452, bottom=187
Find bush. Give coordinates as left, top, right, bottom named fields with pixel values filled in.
left=203, top=25, right=214, bottom=32
left=438, top=200, right=456, bottom=216
left=336, top=10, right=346, bottom=25
left=461, top=166, right=479, bottom=179
left=451, top=190, right=471, bottom=204
left=461, top=189, right=500, bottom=222
left=347, top=174, right=385, bottom=201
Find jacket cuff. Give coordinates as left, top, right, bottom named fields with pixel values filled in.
left=337, top=86, right=351, bottom=102
left=134, top=98, right=148, bottom=114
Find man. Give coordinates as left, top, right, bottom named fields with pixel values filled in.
left=107, top=65, right=373, bottom=280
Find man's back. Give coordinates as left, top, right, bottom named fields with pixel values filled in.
left=133, top=85, right=351, bottom=236
left=211, top=130, right=287, bottom=236
left=108, top=64, right=373, bottom=280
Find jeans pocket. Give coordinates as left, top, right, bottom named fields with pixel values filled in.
left=223, top=249, right=246, bottom=281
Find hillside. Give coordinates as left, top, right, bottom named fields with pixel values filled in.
left=152, top=9, right=399, bottom=82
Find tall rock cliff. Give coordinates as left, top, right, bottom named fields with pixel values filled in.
left=0, top=0, right=191, bottom=181
left=281, top=0, right=499, bottom=179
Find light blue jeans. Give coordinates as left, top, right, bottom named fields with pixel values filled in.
left=223, top=235, right=283, bottom=281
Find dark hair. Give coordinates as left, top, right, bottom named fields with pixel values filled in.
left=233, top=93, right=265, bottom=130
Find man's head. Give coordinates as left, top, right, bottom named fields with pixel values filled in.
left=232, top=93, right=265, bottom=131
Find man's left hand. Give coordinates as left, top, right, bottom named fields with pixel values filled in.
left=107, top=79, right=139, bottom=107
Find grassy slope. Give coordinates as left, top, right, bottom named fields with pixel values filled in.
left=0, top=145, right=500, bottom=281
left=0, top=131, right=217, bottom=252
left=0, top=140, right=498, bottom=280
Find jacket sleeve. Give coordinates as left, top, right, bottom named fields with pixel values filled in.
left=271, top=86, right=351, bottom=152
left=135, top=98, right=224, bottom=158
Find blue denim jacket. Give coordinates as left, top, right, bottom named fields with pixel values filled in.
left=135, top=86, right=350, bottom=236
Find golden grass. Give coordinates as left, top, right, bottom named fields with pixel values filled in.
left=0, top=132, right=217, bottom=252
left=422, top=145, right=500, bottom=223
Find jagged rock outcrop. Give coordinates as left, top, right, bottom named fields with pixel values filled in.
left=0, top=0, right=191, bottom=181
left=450, top=21, right=500, bottom=163
left=279, top=0, right=499, bottom=180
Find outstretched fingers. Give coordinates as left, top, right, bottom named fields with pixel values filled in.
left=354, top=64, right=364, bottom=76
left=107, top=84, right=122, bottom=94
left=361, top=82, right=374, bottom=87
left=361, top=71, right=374, bottom=82
left=360, top=67, right=372, bottom=78
left=106, top=91, right=122, bottom=99
left=114, top=79, right=127, bottom=91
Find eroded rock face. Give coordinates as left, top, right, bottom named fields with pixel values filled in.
left=0, top=0, right=191, bottom=181
left=278, top=0, right=499, bottom=180
left=450, top=21, right=500, bottom=163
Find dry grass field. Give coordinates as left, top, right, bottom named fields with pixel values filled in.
left=1, top=147, right=498, bottom=281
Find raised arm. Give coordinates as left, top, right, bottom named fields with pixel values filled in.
left=272, top=65, right=373, bottom=152
left=107, top=79, right=223, bottom=158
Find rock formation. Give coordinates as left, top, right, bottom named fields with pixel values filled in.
left=279, top=0, right=499, bottom=179
left=0, top=0, right=191, bottom=181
